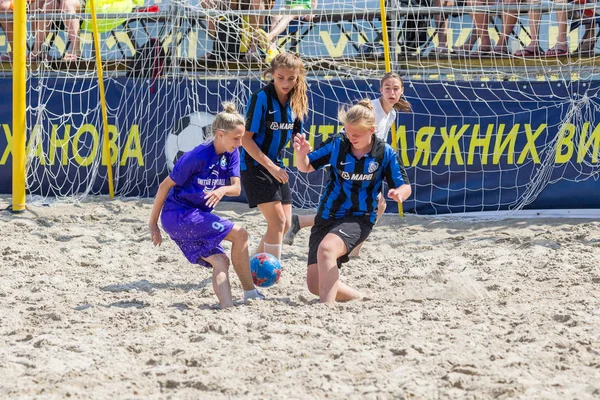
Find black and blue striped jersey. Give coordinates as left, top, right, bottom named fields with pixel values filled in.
left=308, top=134, right=409, bottom=224
left=241, top=82, right=302, bottom=170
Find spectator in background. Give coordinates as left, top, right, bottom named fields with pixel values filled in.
left=433, top=0, right=459, bottom=54
left=232, top=0, right=268, bottom=62
left=544, top=0, right=569, bottom=56
left=543, top=0, right=597, bottom=57
left=574, top=6, right=598, bottom=56
left=61, top=0, right=82, bottom=61
left=494, top=0, right=517, bottom=54
left=461, top=0, right=494, bottom=54
left=0, top=0, right=13, bottom=62
left=0, top=0, right=57, bottom=61
left=511, top=0, right=543, bottom=56
left=259, top=0, right=316, bottom=62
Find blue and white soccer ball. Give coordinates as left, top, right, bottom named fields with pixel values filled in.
left=250, top=253, right=281, bottom=288
left=165, top=111, right=216, bottom=171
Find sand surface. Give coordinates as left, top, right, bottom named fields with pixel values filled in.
left=0, top=195, right=599, bottom=399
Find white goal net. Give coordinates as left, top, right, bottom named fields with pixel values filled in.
left=2, top=0, right=599, bottom=213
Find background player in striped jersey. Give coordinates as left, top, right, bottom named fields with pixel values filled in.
left=149, top=103, right=264, bottom=309
left=240, top=52, right=309, bottom=261
left=293, top=99, right=412, bottom=303
left=284, top=72, right=410, bottom=258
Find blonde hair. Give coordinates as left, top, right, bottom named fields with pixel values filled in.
left=338, top=99, right=376, bottom=131
left=381, top=72, right=411, bottom=112
left=264, top=52, right=309, bottom=120
left=212, top=101, right=244, bottom=134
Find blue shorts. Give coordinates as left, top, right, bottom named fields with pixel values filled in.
left=161, top=208, right=234, bottom=268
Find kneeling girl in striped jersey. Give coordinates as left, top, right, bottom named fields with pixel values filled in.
left=149, top=102, right=264, bottom=309
left=293, top=99, right=412, bottom=303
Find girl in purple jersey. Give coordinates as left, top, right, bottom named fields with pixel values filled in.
left=149, top=102, right=264, bottom=309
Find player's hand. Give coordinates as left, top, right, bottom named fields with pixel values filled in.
left=387, top=188, right=404, bottom=203
left=149, top=223, right=162, bottom=246
left=204, top=187, right=227, bottom=208
left=268, top=165, right=289, bottom=184
left=293, top=133, right=312, bottom=155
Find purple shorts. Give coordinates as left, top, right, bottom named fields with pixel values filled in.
left=161, top=208, right=234, bottom=268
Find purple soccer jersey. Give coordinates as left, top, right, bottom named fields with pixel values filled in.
left=161, top=142, right=240, bottom=267
left=164, top=141, right=240, bottom=212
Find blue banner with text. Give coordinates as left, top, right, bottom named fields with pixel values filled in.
left=1, top=77, right=599, bottom=214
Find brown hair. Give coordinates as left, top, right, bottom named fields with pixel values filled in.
left=381, top=72, right=411, bottom=112
left=338, top=99, right=376, bottom=131
left=264, top=52, right=309, bottom=120
left=212, top=102, right=244, bottom=134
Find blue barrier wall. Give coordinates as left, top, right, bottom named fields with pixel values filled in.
left=1, top=77, right=599, bottom=214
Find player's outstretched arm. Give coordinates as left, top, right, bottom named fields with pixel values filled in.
left=387, top=184, right=412, bottom=204
left=149, top=176, right=177, bottom=246
left=293, top=133, right=314, bottom=173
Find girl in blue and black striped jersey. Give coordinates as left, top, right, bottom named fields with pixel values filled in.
left=293, top=99, right=412, bottom=304
left=284, top=72, right=411, bottom=253
left=240, top=52, right=309, bottom=261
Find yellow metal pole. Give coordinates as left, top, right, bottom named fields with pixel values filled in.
left=11, top=0, right=27, bottom=213
left=378, top=0, right=404, bottom=216
left=88, top=0, right=115, bottom=198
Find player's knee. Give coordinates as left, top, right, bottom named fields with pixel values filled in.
left=317, top=241, right=338, bottom=261
left=229, top=225, right=249, bottom=244
left=210, top=254, right=230, bottom=273
left=269, top=213, right=287, bottom=233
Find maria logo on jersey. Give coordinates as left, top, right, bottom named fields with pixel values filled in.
left=270, top=122, right=295, bottom=131
left=339, top=170, right=374, bottom=181
left=219, top=155, right=228, bottom=169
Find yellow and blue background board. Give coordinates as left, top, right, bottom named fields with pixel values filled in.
left=0, top=77, right=599, bottom=214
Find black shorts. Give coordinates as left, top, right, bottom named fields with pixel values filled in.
left=307, top=216, right=373, bottom=268
left=241, top=164, right=292, bottom=208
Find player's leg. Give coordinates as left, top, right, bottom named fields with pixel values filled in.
left=224, top=224, right=265, bottom=301
left=161, top=209, right=239, bottom=308
left=306, top=218, right=366, bottom=303
left=307, top=264, right=363, bottom=302
left=257, top=200, right=286, bottom=259
left=312, top=234, right=362, bottom=303
left=283, top=213, right=315, bottom=245
left=349, top=193, right=386, bottom=257
left=282, top=202, right=292, bottom=235
left=224, top=224, right=254, bottom=291
left=202, top=253, right=234, bottom=308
